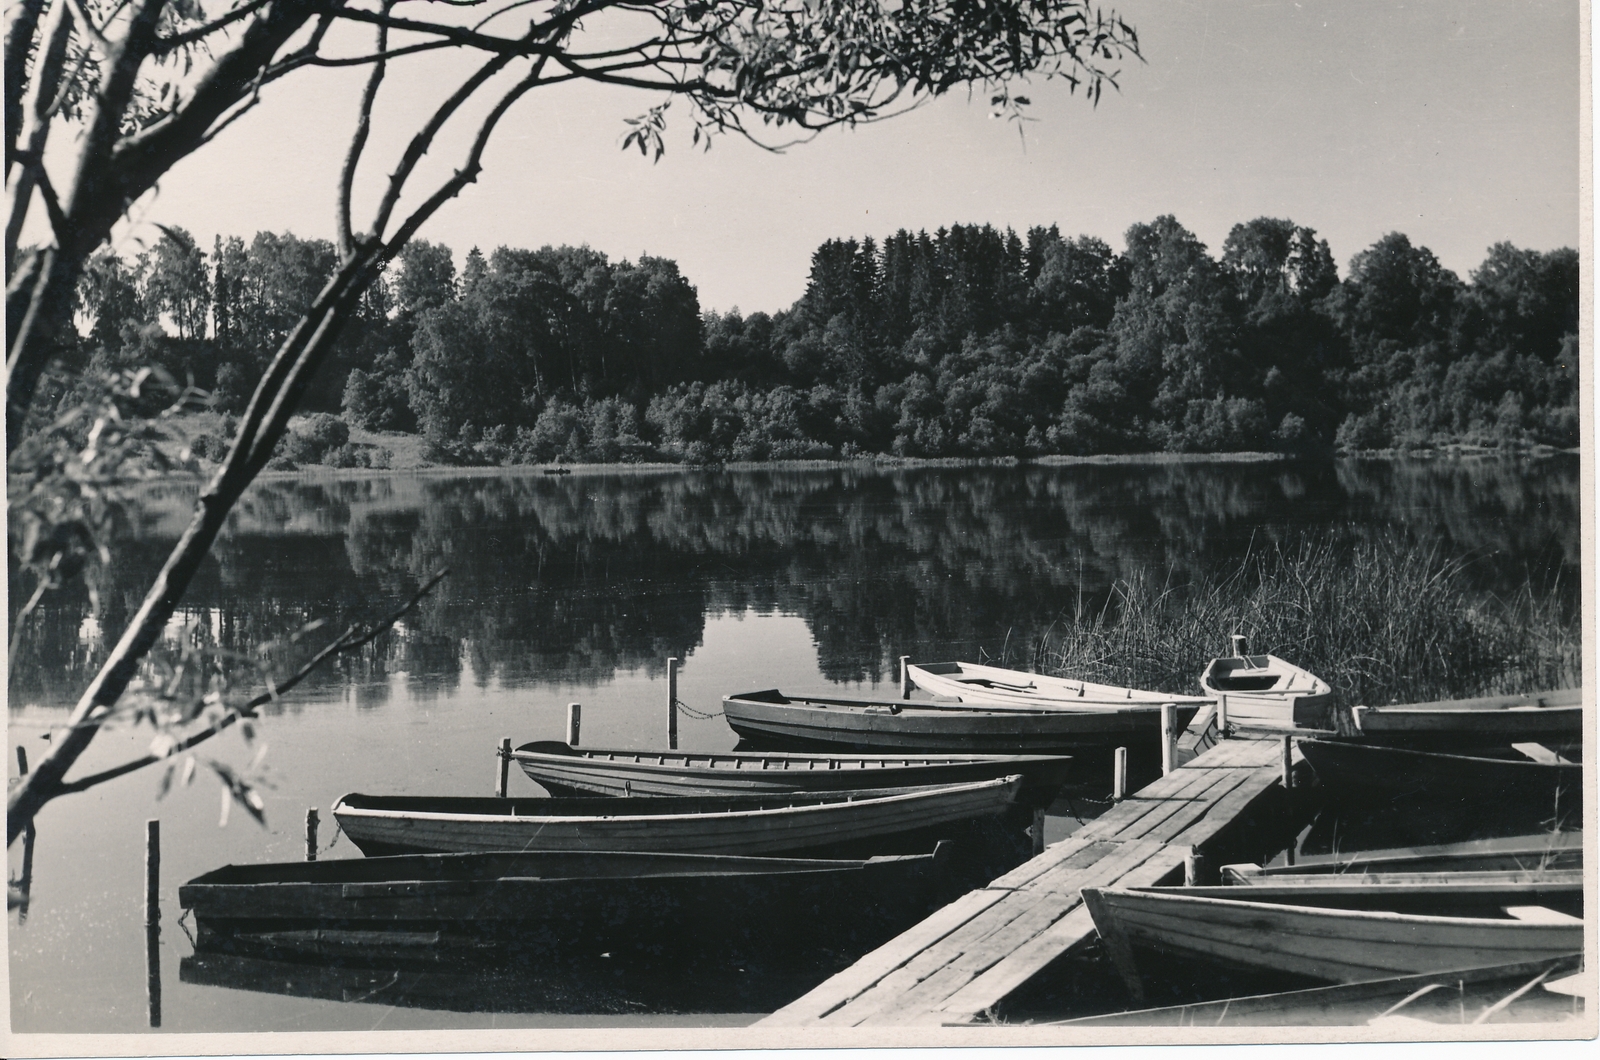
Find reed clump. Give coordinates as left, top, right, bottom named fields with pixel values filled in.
left=1037, top=533, right=1580, bottom=707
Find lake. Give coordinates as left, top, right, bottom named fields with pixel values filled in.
left=6, top=455, right=1581, bottom=1032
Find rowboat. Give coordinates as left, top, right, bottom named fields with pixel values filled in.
left=904, top=661, right=1209, bottom=709
left=512, top=741, right=1072, bottom=807
left=1222, top=832, right=1583, bottom=879
left=1297, top=739, right=1583, bottom=809
left=1159, top=870, right=1584, bottom=917
left=180, top=847, right=945, bottom=952
left=721, top=689, right=1200, bottom=754
left=1200, top=652, right=1333, bottom=726
left=1054, top=954, right=1585, bottom=1026
left=1350, top=688, right=1582, bottom=748
left=332, top=775, right=1022, bottom=857
left=1081, top=886, right=1584, bottom=1000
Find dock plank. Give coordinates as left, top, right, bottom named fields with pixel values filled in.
left=834, top=839, right=1171, bottom=1026
left=935, top=849, right=1187, bottom=1021
left=759, top=734, right=1293, bottom=1028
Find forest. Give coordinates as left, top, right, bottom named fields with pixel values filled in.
left=49, top=216, right=1579, bottom=466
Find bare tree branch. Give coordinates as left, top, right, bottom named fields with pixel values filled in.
left=150, top=0, right=275, bottom=53
left=53, top=569, right=450, bottom=795
left=368, top=47, right=516, bottom=240
left=338, top=0, right=392, bottom=258
left=4, top=0, right=74, bottom=272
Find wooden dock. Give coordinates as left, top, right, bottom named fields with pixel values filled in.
left=760, top=733, right=1301, bottom=1027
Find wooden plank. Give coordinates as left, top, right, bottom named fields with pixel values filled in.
left=936, top=847, right=1185, bottom=1020
left=1168, top=766, right=1285, bottom=849
left=1087, top=765, right=1224, bottom=840
left=842, top=840, right=1175, bottom=1025
left=984, top=834, right=1110, bottom=891
left=758, top=885, right=1010, bottom=1026
left=820, top=839, right=1172, bottom=1026
left=1139, top=769, right=1265, bottom=844
left=1104, top=768, right=1241, bottom=842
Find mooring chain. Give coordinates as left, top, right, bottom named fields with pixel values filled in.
left=672, top=697, right=723, bottom=721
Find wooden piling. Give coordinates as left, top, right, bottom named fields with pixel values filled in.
left=900, top=656, right=911, bottom=700
left=668, top=657, right=679, bottom=750
left=1031, top=807, right=1046, bottom=856
left=1160, top=703, right=1176, bottom=775
left=1112, top=746, right=1128, bottom=801
left=1184, top=846, right=1208, bottom=886
left=566, top=703, right=582, bottom=747
left=305, top=808, right=319, bottom=861
left=145, top=819, right=162, bottom=1027
left=1216, top=692, right=1229, bottom=737
left=15, top=745, right=27, bottom=777
left=144, top=820, right=160, bottom=927
left=1231, top=633, right=1247, bottom=657
left=1281, top=735, right=1294, bottom=789
left=496, top=737, right=512, bottom=797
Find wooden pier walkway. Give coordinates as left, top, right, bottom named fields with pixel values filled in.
left=760, top=733, right=1300, bottom=1028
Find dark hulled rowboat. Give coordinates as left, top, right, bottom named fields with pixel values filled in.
left=512, top=741, right=1071, bottom=807
left=720, top=688, right=1200, bottom=754
left=180, top=847, right=946, bottom=953
left=1298, top=738, right=1582, bottom=811
left=1155, top=870, right=1584, bottom=917
left=332, top=775, right=1022, bottom=857
left=1349, top=688, right=1582, bottom=749
left=1221, top=832, right=1582, bottom=879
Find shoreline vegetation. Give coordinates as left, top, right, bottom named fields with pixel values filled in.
left=1035, top=533, right=1581, bottom=709
left=38, top=215, right=1578, bottom=481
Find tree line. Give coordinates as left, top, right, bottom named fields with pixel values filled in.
left=59, top=216, right=1578, bottom=465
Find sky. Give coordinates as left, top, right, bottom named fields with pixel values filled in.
left=97, top=0, right=1581, bottom=315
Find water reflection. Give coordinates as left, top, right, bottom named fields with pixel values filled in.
left=10, top=457, right=1579, bottom=709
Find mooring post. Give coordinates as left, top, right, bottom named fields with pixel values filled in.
left=1216, top=693, right=1229, bottom=738
left=900, top=656, right=911, bottom=700
left=566, top=703, right=582, bottom=747
left=1281, top=735, right=1294, bottom=789
left=1112, top=746, right=1128, bottom=801
left=305, top=808, right=319, bottom=861
left=1184, top=845, right=1206, bottom=886
left=15, top=745, right=27, bottom=777
left=1160, top=703, right=1176, bottom=776
left=668, top=657, right=679, bottom=750
left=144, top=820, right=160, bottom=928
left=1031, top=807, right=1047, bottom=856
left=1231, top=633, right=1247, bottom=658
left=496, top=737, right=512, bottom=797
left=145, top=821, right=161, bottom=1029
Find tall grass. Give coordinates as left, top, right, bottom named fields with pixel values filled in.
left=1035, top=532, right=1580, bottom=707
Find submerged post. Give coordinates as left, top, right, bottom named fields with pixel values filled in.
left=144, top=820, right=160, bottom=928
left=1160, top=704, right=1176, bottom=776
left=566, top=703, right=582, bottom=747
left=496, top=737, right=512, bottom=797
left=1281, top=735, right=1294, bottom=789
left=1031, top=807, right=1047, bottom=856
left=900, top=656, right=911, bottom=700
left=145, top=821, right=161, bottom=1029
left=1112, top=746, right=1128, bottom=801
left=668, top=657, right=679, bottom=750
left=305, top=808, right=319, bottom=861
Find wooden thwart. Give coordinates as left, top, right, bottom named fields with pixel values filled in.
left=761, top=734, right=1293, bottom=1027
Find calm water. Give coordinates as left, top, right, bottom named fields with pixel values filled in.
left=6, top=456, right=1581, bottom=1032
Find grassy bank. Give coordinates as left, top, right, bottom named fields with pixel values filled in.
left=1034, top=532, right=1580, bottom=707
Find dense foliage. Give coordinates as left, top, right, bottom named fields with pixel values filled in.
left=60, top=217, right=1577, bottom=464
